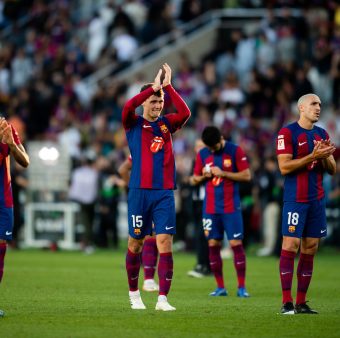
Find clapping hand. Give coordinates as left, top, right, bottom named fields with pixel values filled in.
left=312, top=139, right=336, bottom=160
left=152, top=69, right=163, bottom=92
left=162, top=63, right=171, bottom=87
left=0, top=118, right=14, bottom=146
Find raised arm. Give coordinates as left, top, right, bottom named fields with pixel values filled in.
left=0, top=119, right=29, bottom=168
left=122, top=69, right=163, bottom=129
left=122, top=86, right=154, bottom=129
left=162, top=63, right=191, bottom=131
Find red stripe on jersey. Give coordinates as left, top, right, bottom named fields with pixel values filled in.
left=4, top=157, right=13, bottom=207
left=206, top=185, right=215, bottom=214
left=223, top=179, right=235, bottom=213
left=205, top=154, right=215, bottom=213
left=296, top=170, right=309, bottom=202
left=296, top=133, right=309, bottom=201
left=313, top=133, right=325, bottom=200
left=316, top=171, right=324, bottom=200
left=141, top=128, right=154, bottom=188
left=222, top=153, right=235, bottom=212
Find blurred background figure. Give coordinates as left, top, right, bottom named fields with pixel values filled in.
left=69, top=151, right=99, bottom=253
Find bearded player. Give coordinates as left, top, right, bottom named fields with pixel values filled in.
left=192, top=126, right=251, bottom=298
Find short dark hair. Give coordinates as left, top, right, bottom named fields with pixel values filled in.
left=140, top=83, right=164, bottom=97
left=202, top=126, right=221, bottom=147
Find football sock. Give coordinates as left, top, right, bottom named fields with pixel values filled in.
left=142, top=237, right=158, bottom=280
left=126, top=249, right=141, bottom=292
left=231, top=244, right=246, bottom=288
left=158, top=252, right=173, bottom=296
left=296, top=253, right=314, bottom=305
left=279, top=249, right=296, bottom=303
left=209, top=245, right=224, bottom=289
left=0, top=243, right=6, bottom=282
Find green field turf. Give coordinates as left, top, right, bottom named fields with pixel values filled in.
left=0, top=248, right=339, bottom=338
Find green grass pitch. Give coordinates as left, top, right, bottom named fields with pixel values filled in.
left=0, top=248, right=339, bottom=338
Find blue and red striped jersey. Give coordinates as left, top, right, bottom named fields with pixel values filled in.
left=276, top=121, right=329, bottom=202
left=0, top=125, right=21, bottom=207
left=194, top=142, right=249, bottom=214
left=122, top=85, right=190, bottom=190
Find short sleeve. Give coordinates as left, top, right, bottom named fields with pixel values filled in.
left=193, top=152, right=204, bottom=176
left=235, top=146, right=249, bottom=171
left=276, top=127, right=292, bottom=156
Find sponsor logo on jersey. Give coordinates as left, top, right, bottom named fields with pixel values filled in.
left=212, top=177, right=222, bottom=186
left=223, top=159, right=232, bottom=168
left=288, top=225, right=295, bottom=233
left=150, top=136, right=164, bottom=153
left=160, top=124, right=168, bottom=134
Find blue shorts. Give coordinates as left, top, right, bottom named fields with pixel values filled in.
left=202, top=211, right=244, bottom=241
left=282, top=198, right=327, bottom=238
left=0, top=207, right=13, bottom=241
left=128, top=189, right=176, bottom=239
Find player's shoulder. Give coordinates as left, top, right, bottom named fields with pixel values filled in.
left=224, top=141, right=240, bottom=153
left=198, top=146, right=210, bottom=157
left=278, top=122, right=297, bottom=133
left=313, top=124, right=327, bottom=135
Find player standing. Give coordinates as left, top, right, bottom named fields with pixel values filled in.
left=122, top=63, right=191, bottom=311
left=0, top=117, right=30, bottom=317
left=192, top=126, right=251, bottom=297
left=276, top=93, right=336, bottom=314
left=118, top=156, right=159, bottom=292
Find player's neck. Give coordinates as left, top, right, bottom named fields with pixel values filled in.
left=297, top=118, right=313, bottom=130
left=143, top=114, right=158, bottom=122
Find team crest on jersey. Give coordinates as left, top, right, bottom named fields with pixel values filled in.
left=159, top=124, right=168, bottom=134
left=223, top=159, right=232, bottom=168
left=204, top=230, right=209, bottom=237
left=277, top=137, right=285, bottom=150
left=288, top=226, right=295, bottom=233
left=134, top=228, right=141, bottom=235
left=150, top=136, right=165, bottom=153
left=212, top=177, right=222, bottom=186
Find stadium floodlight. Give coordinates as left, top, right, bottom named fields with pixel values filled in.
left=38, top=146, right=60, bottom=163
left=28, top=141, right=71, bottom=191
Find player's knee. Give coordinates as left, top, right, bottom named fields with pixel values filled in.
left=301, top=239, right=319, bottom=254
left=282, top=237, right=300, bottom=253
left=156, top=234, right=172, bottom=253
left=127, top=237, right=143, bottom=253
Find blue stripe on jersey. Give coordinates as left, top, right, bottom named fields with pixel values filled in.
left=126, top=118, right=143, bottom=188
left=0, top=165, right=4, bottom=205
left=152, top=143, right=164, bottom=189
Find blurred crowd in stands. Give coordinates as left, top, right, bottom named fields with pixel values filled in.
left=0, top=0, right=339, bottom=252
